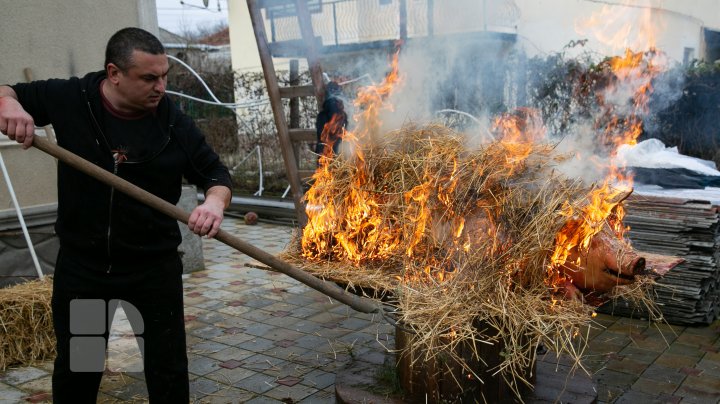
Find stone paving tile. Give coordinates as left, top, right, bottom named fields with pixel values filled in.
left=0, top=367, right=48, bottom=385
left=207, top=346, right=256, bottom=362
left=300, top=368, right=336, bottom=390
left=4, top=217, right=720, bottom=403
left=189, top=377, right=223, bottom=397
left=235, top=336, right=276, bottom=353
left=641, top=363, right=687, bottom=384
left=244, top=396, right=283, bottom=404
left=605, top=357, right=655, bottom=375
left=632, top=376, right=681, bottom=396
left=302, top=388, right=336, bottom=404
left=675, top=384, right=720, bottom=404
left=232, top=372, right=277, bottom=394
left=190, top=340, right=233, bottom=355
left=264, top=345, right=314, bottom=362
left=243, top=323, right=277, bottom=338
left=696, top=358, right=720, bottom=377
left=264, top=382, right=318, bottom=401
left=613, top=389, right=677, bottom=404
left=103, top=376, right=149, bottom=401
left=204, top=366, right=256, bottom=385
left=0, top=382, right=26, bottom=403
left=194, top=387, right=256, bottom=403
left=261, top=327, right=306, bottom=342
left=188, top=354, right=222, bottom=376
left=655, top=352, right=704, bottom=369
left=210, top=331, right=257, bottom=347
left=16, top=375, right=52, bottom=394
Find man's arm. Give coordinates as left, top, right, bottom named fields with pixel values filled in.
left=0, top=85, right=35, bottom=149
left=187, top=185, right=232, bottom=238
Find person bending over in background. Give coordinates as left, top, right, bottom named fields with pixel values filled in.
left=314, top=81, right=348, bottom=163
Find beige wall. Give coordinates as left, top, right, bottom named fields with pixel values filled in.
left=228, top=1, right=317, bottom=73
left=516, top=0, right=720, bottom=63
left=0, top=0, right=158, bottom=216
left=229, top=0, right=263, bottom=72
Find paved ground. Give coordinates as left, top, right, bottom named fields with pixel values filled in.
left=0, top=217, right=719, bottom=403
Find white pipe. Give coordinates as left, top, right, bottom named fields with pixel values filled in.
left=282, top=185, right=291, bottom=199
left=167, top=54, right=223, bottom=104
left=165, top=90, right=270, bottom=108
left=232, top=145, right=260, bottom=170
left=0, top=151, right=44, bottom=279
left=254, top=146, right=264, bottom=197
left=339, top=73, right=374, bottom=86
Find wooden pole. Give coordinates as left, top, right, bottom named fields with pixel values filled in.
left=289, top=59, right=301, bottom=165
left=427, top=0, right=434, bottom=37
left=247, top=0, right=307, bottom=226
left=289, top=59, right=300, bottom=130
left=295, top=0, right=325, bottom=109
left=31, top=136, right=381, bottom=315
left=399, top=0, right=408, bottom=41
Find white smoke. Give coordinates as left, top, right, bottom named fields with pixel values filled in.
left=329, top=0, right=687, bottom=189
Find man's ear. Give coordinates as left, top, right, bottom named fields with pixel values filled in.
left=106, top=63, right=122, bottom=85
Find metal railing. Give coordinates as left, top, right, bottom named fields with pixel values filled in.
left=264, top=0, right=520, bottom=47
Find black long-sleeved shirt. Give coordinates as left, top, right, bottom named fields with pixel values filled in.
left=12, top=70, right=232, bottom=271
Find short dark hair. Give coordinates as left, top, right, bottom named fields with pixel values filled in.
left=105, top=27, right=165, bottom=71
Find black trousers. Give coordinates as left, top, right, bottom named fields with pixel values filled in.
left=51, top=249, right=189, bottom=403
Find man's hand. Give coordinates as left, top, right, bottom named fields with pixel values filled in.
left=187, top=185, right=231, bottom=238
left=0, top=87, right=35, bottom=149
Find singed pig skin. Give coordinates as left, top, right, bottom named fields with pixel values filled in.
left=560, top=225, right=646, bottom=293
left=431, top=210, right=648, bottom=296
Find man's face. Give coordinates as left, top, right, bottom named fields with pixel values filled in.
left=108, top=50, right=169, bottom=111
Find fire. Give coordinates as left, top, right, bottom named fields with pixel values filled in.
left=302, top=5, right=663, bottom=294
left=492, top=108, right=546, bottom=174
left=575, top=1, right=658, bottom=54
left=302, top=49, right=408, bottom=267
left=352, top=48, right=403, bottom=142
left=549, top=4, right=664, bottom=286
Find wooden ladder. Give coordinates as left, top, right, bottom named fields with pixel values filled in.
left=247, top=0, right=327, bottom=227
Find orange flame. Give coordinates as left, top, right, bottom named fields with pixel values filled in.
left=302, top=49, right=406, bottom=265
left=302, top=9, right=665, bottom=294
left=549, top=5, right=664, bottom=285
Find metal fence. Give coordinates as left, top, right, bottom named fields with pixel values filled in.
left=265, top=0, right=520, bottom=46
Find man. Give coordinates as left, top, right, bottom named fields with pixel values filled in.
left=0, top=27, right=232, bottom=402
left=314, top=81, right=347, bottom=163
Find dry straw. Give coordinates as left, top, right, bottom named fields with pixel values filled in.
left=284, top=122, right=658, bottom=399
left=0, top=277, right=55, bottom=370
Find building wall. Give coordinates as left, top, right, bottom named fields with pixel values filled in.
left=0, top=0, right=158, bottom=217
left=516, top=0, right=720, bottom=63
left=229, top=0, right=263, bottom=72
left=230, top=0, right=720, bottom=74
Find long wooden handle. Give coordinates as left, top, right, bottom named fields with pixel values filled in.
left=32, top=136, right=381, bottom=314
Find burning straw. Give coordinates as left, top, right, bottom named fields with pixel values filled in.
left=0, top=278, right=55, bottom=370
left=283, top=122, right=658, bottom=398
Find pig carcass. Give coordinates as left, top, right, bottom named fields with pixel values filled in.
left=559, top=223, right=682, bottom=300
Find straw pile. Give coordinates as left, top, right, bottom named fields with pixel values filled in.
left=284, top=122, right=656, bottom=397
left=0, top=277, right=55, bottom=370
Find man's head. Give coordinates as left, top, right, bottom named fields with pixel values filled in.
left=105, top=27, right=165, bottom=72
left=104, top=27, right=169, bottom=112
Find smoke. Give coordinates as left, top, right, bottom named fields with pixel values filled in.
left=317, top=0, right=688, bottom=187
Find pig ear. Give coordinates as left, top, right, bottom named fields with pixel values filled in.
left=642, top=252, right=684, bottom=276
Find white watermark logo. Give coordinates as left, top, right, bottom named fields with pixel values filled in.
left=69, top=299, right=144, bottom=372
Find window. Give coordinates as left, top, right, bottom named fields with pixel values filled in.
left=683, top=47, right=695, bottom=66
left=704, top=29, right=720, bottom=63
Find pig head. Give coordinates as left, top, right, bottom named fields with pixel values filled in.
left=560, top=224, right=646, bottom=295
